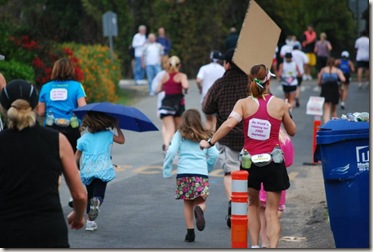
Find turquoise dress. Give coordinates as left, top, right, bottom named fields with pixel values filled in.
left=77, top=130, right=116, bottom=185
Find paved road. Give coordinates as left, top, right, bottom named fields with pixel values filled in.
left=59, top=78, right=370, bottom=249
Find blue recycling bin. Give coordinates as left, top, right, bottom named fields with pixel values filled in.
left=314, top=119, right=369, bottom=248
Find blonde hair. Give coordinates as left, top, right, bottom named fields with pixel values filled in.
left=168, top=56, right=181, bottom=73
left=6, top=99, right=36, bottom=130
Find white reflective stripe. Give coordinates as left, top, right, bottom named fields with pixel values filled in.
left=232, top=202, right=248, bottom=216
left=232, top=180, right=247, bottom=193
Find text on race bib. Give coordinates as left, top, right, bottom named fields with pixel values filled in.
left=50, top=88, right=68, bottom=101
left=248, top=118, right=271, bottom=140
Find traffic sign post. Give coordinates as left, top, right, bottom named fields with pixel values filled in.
left=103, top=11, right=118, bottom=61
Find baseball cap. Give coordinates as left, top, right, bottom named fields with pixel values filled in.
left=341, top=51, right=349, bottom=58
left=0, top=79, right=38, bottom=110
left=218, top=48, right=235, bottom=63
left=285, top=52, right=292, bottom=58
left=210, top=51, right=222, bottom=62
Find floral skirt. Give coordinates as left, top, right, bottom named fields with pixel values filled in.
left=175, top=175, right=209, bottom=201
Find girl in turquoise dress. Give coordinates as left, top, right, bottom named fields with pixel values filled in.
left=75, top=111, right=125, bottom=231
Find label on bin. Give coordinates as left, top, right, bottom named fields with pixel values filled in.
left=356, top=146, right=369, bottom=172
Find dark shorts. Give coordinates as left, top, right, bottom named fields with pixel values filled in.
left=159, top=94, right=185, bottom=118
left=320, top=81, right=340, bottom=104
left=357, top=61, right=369, bottom=69
left=282, top=85, right=298, bottom=93
left=342, top=73, right=351, bottom=84
left=47, top=125, right=80, bottom=152
left=243, top=161, right=290, bottom=192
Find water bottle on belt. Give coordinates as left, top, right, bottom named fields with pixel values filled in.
left=46, top=110, right=54, bottom=126
left=241, top=149, right=252, bottom=169
left=70, top=113, right=79, bottom=128
left=271, top=144, right=283, bottom=163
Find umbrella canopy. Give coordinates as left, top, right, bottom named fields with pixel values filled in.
left=73, top=102, right=158, bottom=132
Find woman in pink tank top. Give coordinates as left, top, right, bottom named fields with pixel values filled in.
left=156, top=56, right=189, bottom=153
left=200, top=64, right=296, bottom=248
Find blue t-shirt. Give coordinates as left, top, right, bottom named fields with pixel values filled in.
left=39, top=80, right=86, bottom=122
left=339, top=59, right=350, bottom=74
left=76, top=130, right=116, bottom=185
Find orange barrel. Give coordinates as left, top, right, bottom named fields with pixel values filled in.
left=231, top=170, right=248, bottom=248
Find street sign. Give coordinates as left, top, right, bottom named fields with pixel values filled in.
left=103, top=11, right=118, bottom=37
left=306, top=96, right=325, bottom=116
left=233, top=0, right=281, bottom=74
left=348, top=0, right=368, bottom=18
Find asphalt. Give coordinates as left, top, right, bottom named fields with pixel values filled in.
left=56, top=77, right=370, bottom=250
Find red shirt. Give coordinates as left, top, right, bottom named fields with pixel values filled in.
left=243, top=95, right=281, bottom=155
left=163, top=72, right=182, bottom=95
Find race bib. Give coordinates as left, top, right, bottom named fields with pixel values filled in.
left=50, top=88, right=68, bottom=101
left=248, top=118, right=271, bottom=140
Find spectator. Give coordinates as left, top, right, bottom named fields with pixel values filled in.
left=156, top=27, right=172, bottom=57
left=196, top=51, right=225, bottom=131
left=202, top=48, right=249, bottom=228
left=142, top=33, right=163, bottom=96
left=225, top=27, right=239, bottom=50
left=302, top=25, right=317, bottom=80
left=314, top=32, right=332, bottom=72
left=132, top=25, right=147, bottom=85
left=0, top=79, right=87, bottom=248
left=354, top=30, right=370, bottom=89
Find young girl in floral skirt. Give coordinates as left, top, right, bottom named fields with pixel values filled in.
left=163, top=109, right=218, bottom=242
left=75, top=111, right=125, bottom=231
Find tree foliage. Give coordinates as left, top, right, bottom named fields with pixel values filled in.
left=0, top=0, right=363, bottom=77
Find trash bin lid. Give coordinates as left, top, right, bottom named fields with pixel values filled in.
left=316, top=120, right=369, bottom=144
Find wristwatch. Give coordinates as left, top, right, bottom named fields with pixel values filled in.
left=207, top=138, right=214, bottom=147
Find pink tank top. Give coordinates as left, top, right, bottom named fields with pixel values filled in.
left=163, top=72, right=182, bottom=95
left=242, top=95, right=281, bottom=155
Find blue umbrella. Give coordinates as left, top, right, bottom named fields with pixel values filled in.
left=73, top=102, right=158, bottom=132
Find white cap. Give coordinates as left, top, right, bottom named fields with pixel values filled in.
left=341, top=51, right=349, bottom=58
left=0, top=54, right=4, bottom=61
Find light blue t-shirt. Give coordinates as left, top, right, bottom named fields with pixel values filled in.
left=39, top=80, right=86, bottom=122
left=76, top=130, right=116, bottom=185
left=163, top=130, right=219, bottom=178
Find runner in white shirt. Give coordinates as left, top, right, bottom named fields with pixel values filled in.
left=196, top=51, right=225, bottom=130
left=354, top=31, right=370, bottom=88
left=291, top=45, right=309, bottom=107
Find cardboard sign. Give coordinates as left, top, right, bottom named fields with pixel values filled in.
left=306, top=96, right=325, bottom=116
left=233, top=0, right=281, bottom=74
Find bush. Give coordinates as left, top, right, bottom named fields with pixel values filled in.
left=63, top=43, right=121, bottom=103
left=0, top=60, right=35, bottom=83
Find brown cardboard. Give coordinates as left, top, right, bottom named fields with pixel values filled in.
left=233, top=0, right=281, bottom=75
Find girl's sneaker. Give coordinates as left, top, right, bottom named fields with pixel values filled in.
left=86, top=220, right=98, bottom=231
left=88, top=197, right=100, bottom=221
